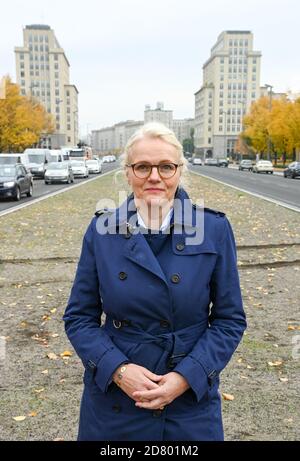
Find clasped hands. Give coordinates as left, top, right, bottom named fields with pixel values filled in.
left=112, top=363, right=190, bottom=410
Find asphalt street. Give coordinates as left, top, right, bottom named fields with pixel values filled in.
left=189, top=164, right=300, bottom=210
left=0, top=161, right=119, bottom=213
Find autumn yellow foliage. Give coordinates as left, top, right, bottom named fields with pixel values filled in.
left=0, top=76, right=55, bottom=152
left=240, top=96, right=300, bottom=158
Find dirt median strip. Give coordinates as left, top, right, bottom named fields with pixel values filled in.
left=0, top=171, right=299, bottom=441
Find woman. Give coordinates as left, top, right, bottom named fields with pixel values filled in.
left=63, top=122, right=246, bottom=441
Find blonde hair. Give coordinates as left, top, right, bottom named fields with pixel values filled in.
left=121, top=122, right=188, bottom=174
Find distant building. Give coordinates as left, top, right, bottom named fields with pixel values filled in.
left=173, top=118, right=194, bottom=144
left=92, top=102, right=194, bottom=153
left=15, top=24, right=78, bottom=148
left=144, top=102, right=173, bottom=128
left=194, top=30, right=262, bottom=157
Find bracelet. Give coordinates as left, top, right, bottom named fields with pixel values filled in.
left=116, top=365, right=127, bottom=387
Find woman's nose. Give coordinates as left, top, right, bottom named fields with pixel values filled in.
left=148, top=166, right=161, bottom=181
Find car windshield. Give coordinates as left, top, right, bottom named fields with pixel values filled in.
left=47, top=163, right=67, bottom=170
left=242, top=160, right=251, bottom=163
left=0, top=156, right=21, bottom=164
left=71, top=161, right=84, bottom=167
left=28, top=154, right=45, bottom=163
left=0, top=166, right=16, bottom=177
left=87, top=160, right=98, bottom=165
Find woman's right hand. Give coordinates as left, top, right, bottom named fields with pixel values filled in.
left=112, top=363, right=162, bottom=402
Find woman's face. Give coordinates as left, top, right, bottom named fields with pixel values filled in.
left=126, top=136, right=182, bottom=207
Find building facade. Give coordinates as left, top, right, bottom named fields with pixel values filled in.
left=194, top=30, right=261, bottom=157
left=91, top=121, right=144, bottom=154
left=15, top=24, right=78, bottom=148
left=144, top=102, right=173, bottom=128
left=173, top=118, right=195, bottom=144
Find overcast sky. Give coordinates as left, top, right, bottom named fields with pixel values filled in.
left=1, top=0, right=299, bottom=137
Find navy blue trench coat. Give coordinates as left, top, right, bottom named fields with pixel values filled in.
left=63, top=187, right=246, bottom=441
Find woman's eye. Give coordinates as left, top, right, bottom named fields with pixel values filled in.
left=161, top=164, right=173, bottom=171
left=136, top=164, right=149, bottom=172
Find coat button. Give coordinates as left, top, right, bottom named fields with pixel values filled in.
left=171, top=274, right=180, bottom=284
left=160, top=319, right=170, bottom=328
left=153, top=410, right=163, bottom=418
left=176, top=243, right=185, bottom=251
left=119, top=272, right=127, bottom=280
left=112, top=404, right=121, bottom=413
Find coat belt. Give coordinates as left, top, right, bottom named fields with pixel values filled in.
left=103, top=317, right=208, bottom=373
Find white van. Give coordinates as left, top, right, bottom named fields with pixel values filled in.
left=0, top=152, right=30, bottom=168
left=24, top=148, right=52, bottom=178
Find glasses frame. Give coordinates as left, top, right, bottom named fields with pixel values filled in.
left=126, top=162, right=183, bottom=179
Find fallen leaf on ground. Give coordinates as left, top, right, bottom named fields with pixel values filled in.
left=268, top=361, right=283, bottom=367
left=34, top=388, right=45, bottom=394
left=47, top=353, right=58, bottom=360
left=28, top=412, right=37, bottom=417
left=279, top=377, right=289, bottom=383
left=60, top=351, right=73, bottom=357
left=50, top=308, right=57, bottom=314
left=13, top=416, right=26, bottom=422
left=41, top=370, right=49, bottom=375
left=51, top=334, right=59, bottom=338
left=222, top=393, right=234, bottom=401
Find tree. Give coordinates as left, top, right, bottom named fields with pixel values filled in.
left=0, top=76, right=54, bottom=152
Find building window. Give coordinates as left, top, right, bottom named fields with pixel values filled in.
left=251, top=92, right=256, bottom=98
left=56, top=107, right=60, bottom=113
left=68, top=137, right=71, bottom=142
left=56, top=115, right=60, bottom=121
left=55, top=81, right=59, bottom=87
left=56, top=124, right=60, bottom=130
left=66, top=90, right=70, bottom=97
left=67, top=107, right=70, bottom=114
left=30, top=70, right=34, bottom=76
left=67, top=124, right=71, bottom=131
left=21, top=79, right=25, bottom=86
left=54, top=55, right=58, bottom=61
left=67, top=98, right=70, bottom=105
left=20, top=71, right=25, bottom=77
left=55, top=63, right=59, bottom=70
left=55, top=72, right=59, bottom=78
left=55, top=90, right=59, bottom=96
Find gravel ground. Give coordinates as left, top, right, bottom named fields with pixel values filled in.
left=0, top=171, right=299, bottom=441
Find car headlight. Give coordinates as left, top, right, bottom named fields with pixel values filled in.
left=38, top=166, right=44, bottom=171
left=3, top=181, right=15, bottom=187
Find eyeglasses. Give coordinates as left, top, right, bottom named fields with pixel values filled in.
left=126, top=162, right=183, bottom=179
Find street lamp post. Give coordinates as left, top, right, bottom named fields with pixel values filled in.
left=264, top=83, right=273, bottom=161
left=73, top=110, right=78, bottom=146
left=221, top=110, right=228, bottom=158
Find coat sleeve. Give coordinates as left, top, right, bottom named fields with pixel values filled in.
left=174, top=216, right=247, bottom=402
left=63, top=218, right=129, bottom=393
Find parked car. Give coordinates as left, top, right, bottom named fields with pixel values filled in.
left=283, top=162, right=300, bottom=179
left=0, top=164, right=33, bottom=201
left=239, top=160, right=253, bottom=171
left=252, top=160, right=274, bottom=174
left=192, top=157, right=202, bottom=166
left=216, top=158, right=229, bottom=167
left=44, top=162, right=74, bottom=184
left=86, top=159, right=102, bottom=174
left=207, top=158, right=218, bottom=166
left=70, top=160, right=89, bottom=178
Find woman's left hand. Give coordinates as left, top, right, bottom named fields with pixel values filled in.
left=132, top=372, right=190, bottom=410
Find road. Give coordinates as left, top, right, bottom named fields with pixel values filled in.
left=189, top=164, right=300, bottom=210
left=0, top=161, right=119, bottom=213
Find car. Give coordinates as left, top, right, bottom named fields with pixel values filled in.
left=216, top=158, right=229, bottom=167
left=70, top=160, right=89, bottom=178
left=102, top=156, right=111, bottom=163
left=192, top=158, right=202, bottom=166
left=44, top=161, right=74, bottom=184
left=86, top=159, right=102, bottom=174
left=239, top=160, right=253, bottom=171
left=252, top=160, right=274, bottom=174
left=283, top=162, right=300, bottom=179
left=206, top=158, right=218, bottom=166
left=0, top=164, right=33, bottom=201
